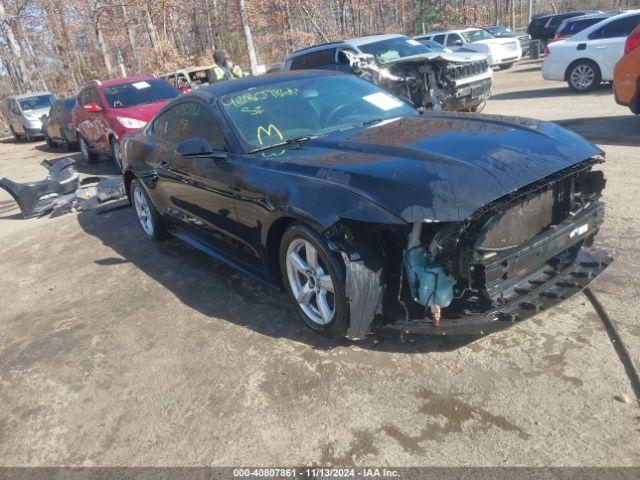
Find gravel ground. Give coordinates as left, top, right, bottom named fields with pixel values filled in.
left=0, top=60, right=639, bottom=467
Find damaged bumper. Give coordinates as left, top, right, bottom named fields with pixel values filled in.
left=383, top=248, right=611, bottom=336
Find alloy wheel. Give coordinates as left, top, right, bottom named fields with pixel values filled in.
left=133, top=184, right=154, bottom=237
left=285, top=238, right=335, bottom=326
left=112, top=139, right=123, bottom=171
left=570, top=64, right=595, bottom=91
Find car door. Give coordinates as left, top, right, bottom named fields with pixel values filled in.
left=151, top=100, right=249, bottom=264
left=77, top=87, right=105, bottom=149
left=588, top=14, right=640, bottom=80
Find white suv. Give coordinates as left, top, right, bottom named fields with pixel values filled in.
left=542, top=10, right=640, bottom=91
left=416, top=28, right=522, bottom=69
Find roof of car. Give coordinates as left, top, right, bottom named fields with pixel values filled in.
left=161, top=66, right=212, bottom=76
left=287, top=34, right=406, bottom=58
left=84, top=75, right=158, bottom=88
left=561, top=12, right=614, bottom=23
left=4, top=91, right=54, bottom=100
left=186, top=70, right=343, bottom=100
left=420, top=28, right=484, bottom=36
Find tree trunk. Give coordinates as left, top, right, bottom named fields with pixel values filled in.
left=237, top=0, right=259, bottom=74
left=121, top=4, right=138, bottom=65
left=95, top=17, right=113, bottom=74
left=0, top=0, right=34, bottom=91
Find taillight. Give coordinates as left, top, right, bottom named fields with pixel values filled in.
left=624, top=29, right=640, bottom=55
left=544, top=45, right=550, bottom=57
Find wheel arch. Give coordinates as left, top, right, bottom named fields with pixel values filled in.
left=564, top=57, right=601, bottom=81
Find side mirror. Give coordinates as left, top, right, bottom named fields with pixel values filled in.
left=176, top=137, right=226, bottom=160
left=83, top=102, right=102, bottom=113
left=453, top=39, right=463, bottom=47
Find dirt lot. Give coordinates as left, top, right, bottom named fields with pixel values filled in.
left=1, top=60, right=639, bottom=467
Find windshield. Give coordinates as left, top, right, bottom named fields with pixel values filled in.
left=220, top=75, right=417, bottom=152
left=461, top=29, right=495, bottom=42
left=358, top=37, right=430, bottom=63
left=18, top=94, right=55, bottom=111
left=417, top=40, right=447, bottom=52
left=486, top=26, right=510, bottom=36
left=102, top=79, right=179, bottom=108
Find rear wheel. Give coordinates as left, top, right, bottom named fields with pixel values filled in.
left=79, top=136, right=99, bottom=163
left=567, top=60, right=601, bottom=92
left=279, top=223, right=349, bottom=338
left=60, top=135, right=72, bottom=152
left=44, top=132, right=54, bottom=148
left=110, top=137, right=123, bottom=172
left=130, top=178, right=166, bottom=240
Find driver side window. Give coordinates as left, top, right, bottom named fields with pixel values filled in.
left=154, top=101, right=226, bottom=151
left=446, top=34, right=462, bottom=47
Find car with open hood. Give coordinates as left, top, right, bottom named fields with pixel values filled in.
left=283, top=34, right=493, bottom=112
left=121, top=71, right=610, bottom=339
left=417, top=28, right=522, bottom=69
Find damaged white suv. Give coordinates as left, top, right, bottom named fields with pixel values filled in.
left=283, top=34, right=493, bottom=112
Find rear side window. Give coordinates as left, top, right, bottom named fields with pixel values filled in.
left=590, top=15, right=640, bottom=39
left=433, top=34, right=445, bottom=45
left=289, top=54, right=311, bottom=70
left=306, top=49, right=336, bottom=68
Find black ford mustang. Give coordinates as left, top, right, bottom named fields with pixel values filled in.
left=121, top=70, right=610, bottom=339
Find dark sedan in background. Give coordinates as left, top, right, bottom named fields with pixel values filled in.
left=43, top=97, right=77, bottom=151
left=121, top=71, right=610, bottom=339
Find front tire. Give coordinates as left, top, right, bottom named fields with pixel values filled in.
left=279, top=223, right=349, bottom=338
left=24, top=129, right=33, bottom=142
left=110, top=137, right=123, bottom=172
left=10, top=126, right=20, bottom=142
left=567, top=60, right=601, bottom=92
left=130, top=178, right=166, bottom=241
left=499, top=62, right=514, bottom=70
left=79, top=136, right=99, bottom=163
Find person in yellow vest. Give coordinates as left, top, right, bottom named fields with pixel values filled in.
left=208, top=50, right=246, bottom=83
left=208, top=51, right=231, bottom=83
left=226, top=59, right=246, bottom=78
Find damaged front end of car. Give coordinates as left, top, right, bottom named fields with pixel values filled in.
left=347, top=51, right=492, bottom=112
left=324, top=156, right=611, bottom=339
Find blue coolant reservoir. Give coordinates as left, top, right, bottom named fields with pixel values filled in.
left=405, top=248, right=456, bottom=307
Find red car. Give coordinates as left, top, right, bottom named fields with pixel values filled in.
left=72, top=75, right=179, bottom=169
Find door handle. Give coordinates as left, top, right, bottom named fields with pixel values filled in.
left=595, top=46, right=606, bottom=49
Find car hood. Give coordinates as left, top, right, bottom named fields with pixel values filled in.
left=112, top=100, right=171, bottom=121
left=260, top=114, right=601, bottom=223
left=22, top=107, right=51, bottom=119
left=473, top=38, right=517, bottom=47
left=382, top=51, right=488, bottom=65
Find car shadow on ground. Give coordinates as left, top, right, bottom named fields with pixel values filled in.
left=490, top=84, right=612, bottom=101
left=75, top=205, right=478, bottom=353
left=555, top=115, right=640, bottom=147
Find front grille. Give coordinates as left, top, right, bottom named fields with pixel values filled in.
left=517, top=34, right=531, bottom=49
left=448, top=60, right=489, bottom=80
left=479, top=189, right=554, bottom=250
left=505, top=41, right=518, bottom=51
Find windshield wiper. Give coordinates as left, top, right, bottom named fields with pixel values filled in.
left=249, top=135, right=316, bottom=154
